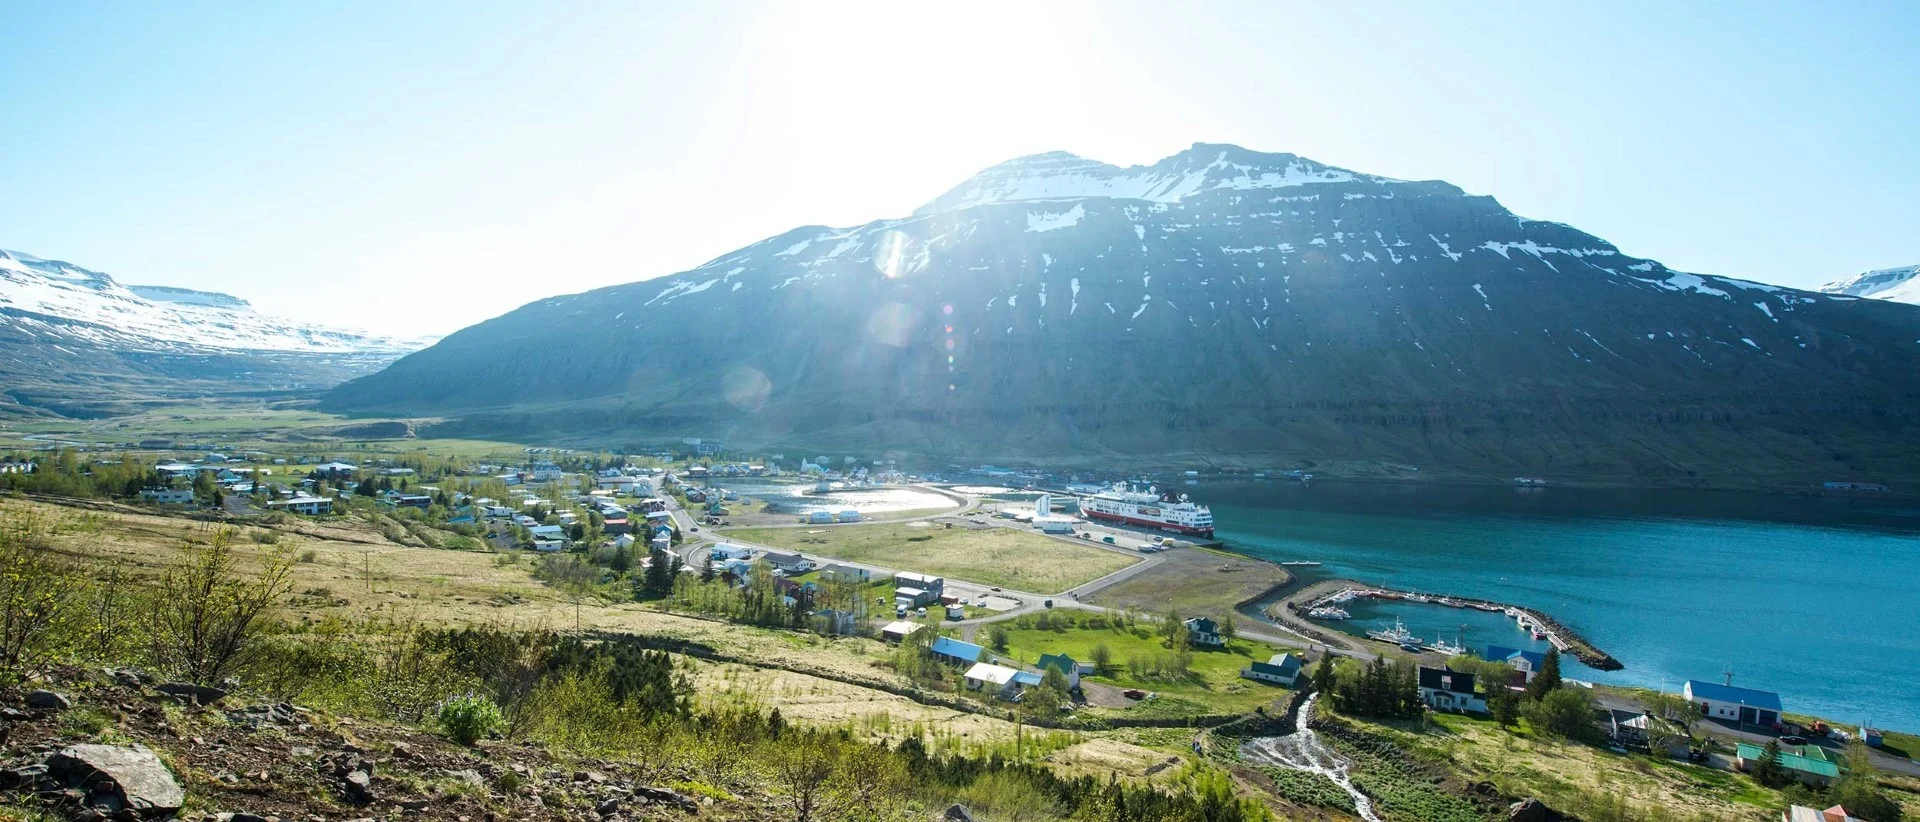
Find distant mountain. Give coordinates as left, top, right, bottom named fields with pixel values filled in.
left=0, top=248, right=431, bottom=417
left=325, top=143, right=1920, bottom=487
left=1820, top=265, right=1920, bottom=305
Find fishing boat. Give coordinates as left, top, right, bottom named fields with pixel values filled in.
left=1280, top=561, right=1322, bottom=567
left=1366, top=617, right=1418, bottom=645
left=1308, top=607, right=1350, bottom=621
left=1531, top=627, right=1549, bottom=640
left=1427, top=625, right=1467, bottom=656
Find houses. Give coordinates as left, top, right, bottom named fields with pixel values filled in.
left=807, top=511, right=833, bottom=524
left=138, top=487, right=195, bottom=505
left=1241, top=653, right=1302, bottom=687
left=894, top=586, right=937, bottom=608
left=266, top=496, right=333, bottom=515
left=1737, top=742, right=1840, bottom=786
left=1684, top=680, right=1782, bottom=728
left=1417, top=666, right=1485, bottom=713
left=963, top=663, right=1041, bottom=698
left=761, top=551, right=812, bottom=574
left=1484, top=645, right=1548, bottom=685
left=931, top=637, right=985, bottom=666
left=612, top=533, right=637, bottom=549
left=880, top=620, right=923, bottom=643
left=812, top=608, right=860, bottom=636
left=837, top=509, right=861, bottom=523
left=1036, top=653, right=1082, bottom=689
left=1183, top=617, right=1224, bottom=647
left=386, top=494, right=432, bottom=510
left=708, top=543, right=752, bottom=562
left=315, top=461, right=358, bottom=474
left=820, top=563, right=870, bottom=583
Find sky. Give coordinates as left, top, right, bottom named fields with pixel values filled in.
left=2, top=1, right=1916, bottom=336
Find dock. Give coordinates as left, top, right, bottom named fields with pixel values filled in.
left=1281, top=580, right=1623, bottom=671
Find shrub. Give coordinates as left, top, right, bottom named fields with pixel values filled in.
left=144, top=528, right=295, bottom=685
left=438, top=694, right=506, bottom=746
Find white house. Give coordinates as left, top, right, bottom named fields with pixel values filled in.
left=266, top=496, right=333, bottom=515
left=1241, top=653, right=1303, bottom=686
left=894, top=572, right=945, bottom=598
left=138, top=487, right=195, bottom=505
left=880, top=620, right=923, bottom=643
left=612, top=533, right=637, bottom=549
left=1417, top=666, right=1486, bottom=713
left=821, top=563, right=870, bottom=583
left=963, top=662, right=1042, bottom=698
left=1683, top=680, right=1782, bottom=727
left=1184, top=617, right=1225, bottom=647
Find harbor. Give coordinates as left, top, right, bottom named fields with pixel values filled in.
left=1274, top=578, right=1623, bottom=670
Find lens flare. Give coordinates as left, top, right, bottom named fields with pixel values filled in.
left=866, top=301, right=917, bottom=348
left=872, top=230, right=910, bottom=279
left=721, top=365, right=772, bottom=412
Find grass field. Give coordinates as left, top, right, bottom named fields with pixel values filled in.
left=988, top=616, right=1294, bottom=716
left=722, top=524, right=1139, bottom=592
left=1085, top=547, right=1291, bottom=622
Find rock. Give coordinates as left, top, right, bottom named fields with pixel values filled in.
left=390, top=741, right=414, bottom=759
left=343, top=769, right=375, bottom=804
left=1508, top=798, right=1562, bottom=822
left=944, top=804, right=976, bottom=822
left=25, top=689, right=72, bottom=710
left=596, top=798, right=621, bottom=816
left=631, top=785, right=698, bottom=812
left=230, top=814, right=272, bottom=822
left=444, top=768, right=486, bottom=787
left=46, top=744, right=186, bottom=818
left=0, top=763, right=48, bottom=790
left=105, top=668, right=148, bottom=687
left=156, top=682, right=228, bottom=706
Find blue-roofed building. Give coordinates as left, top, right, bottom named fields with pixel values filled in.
left=1010, top=671, right=1043, bottom=689
left=1241, top=653, right=1302, bottom=686
left=931, top=636, right=984, bottom=666
left=1485, top=645, right=1549, bottom=684
left=1684, top=680, right=1782, bottom=727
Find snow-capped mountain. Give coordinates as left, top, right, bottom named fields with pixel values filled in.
left=0, top=248, right=432, bottom=417
left=1820, top=265, right=1920, bottom=305
left=327, top=143, right=1920, bottom=486
left=0, top=249, right=424, bottom=355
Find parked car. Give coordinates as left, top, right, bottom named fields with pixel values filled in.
left=1122, top=689, right=1147, bottom=700
left=1780, top=735, right=1808, bottom=746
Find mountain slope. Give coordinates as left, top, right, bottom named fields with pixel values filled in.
left=1, top=249, right=430, bottom=417
left=1820, top=265, right=1920, bottom=305
left=325, top=144, right=1920, bottom=486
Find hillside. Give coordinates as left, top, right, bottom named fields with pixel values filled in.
left=0, top=249, right=430, bottom=417
left=324, top=144, right=1920, bottom=486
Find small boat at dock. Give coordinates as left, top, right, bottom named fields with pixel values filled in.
left=1308, top=607, right=1350, bottom=620
left=1366, top=617, right=1418, bottom=645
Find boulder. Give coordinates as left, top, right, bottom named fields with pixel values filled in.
left=1508, top=798, right=1562, bottom=822
left=944, top=804, right=975, bottom=822
left=156, top=682, right=228, bottom=705
left=632, top=784, right=699, bottom=812
left=25, top=690, right=71, bottom=711
left=46, top=744, right=185, bottom=817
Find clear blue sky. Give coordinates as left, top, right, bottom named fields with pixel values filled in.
left=3, top=1, right=1915, bottom=335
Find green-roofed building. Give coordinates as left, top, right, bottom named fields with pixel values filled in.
left=1737, top=742, right=1841, bottom=786
left=1035, top=653, right=1081, bottom=689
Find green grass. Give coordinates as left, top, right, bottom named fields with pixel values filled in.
left=987, top=615, right=1291, bottom=716
left=723, top=524, right=1138, bottom=592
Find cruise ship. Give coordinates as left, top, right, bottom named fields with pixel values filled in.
left=1079, top=486, right=1214, bottom=537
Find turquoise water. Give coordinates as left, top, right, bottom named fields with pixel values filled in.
left=1209, top=482, right=1920, bottom=733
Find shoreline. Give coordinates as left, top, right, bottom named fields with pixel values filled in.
left=1273, top=578, right=1624, bottom=671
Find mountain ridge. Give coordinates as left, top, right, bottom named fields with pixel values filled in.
left=1820, top=264, right=1920, bottom=305
left=1, top=248, right=433, bottom=418
left=325, top=143, right=1920, bottom=486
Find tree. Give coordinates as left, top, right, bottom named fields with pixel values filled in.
left=1089, top=642, right=1113, bottom=675
left=1523, top=686, right=1601, bottom=744
left=697, top=552, right=715, bottom=582
left=145, top=528, right=295, bottom=685
left=987, top=624, right=1010, bottom=654
left=1311, top=652, right=1337, bottom=693
left=1027, top=667, right=1073, bottom=718
left=0, top=512, right=84, bottom=669
left=1524, top=648, right=1563, bottom=701
left=1748, top=739, right=1790, bottom=788
left=1826, top=742, right=1904, bottom=822
left=766, top=730, right=840, bottom=822
left=1642, top=690, right=1699, bottom=741
left=1218, top=613, right=1237, bottom=643
left=1488, top=686, right=1521, bottom=729
left=1159, top=607, right=1183, bottom=643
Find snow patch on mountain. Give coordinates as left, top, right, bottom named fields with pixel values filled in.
left=1820, top=265, right=1920, bottom=305
left=0, top=249, right=427, bottom=354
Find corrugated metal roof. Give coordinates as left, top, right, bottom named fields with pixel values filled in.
left=931, top=636, right=983, bottom=662
left=1686, top=680, right=1782, bottom=711
left=1737, top=743, right=1840, bottom=777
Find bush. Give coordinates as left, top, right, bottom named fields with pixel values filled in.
left=438, top=694, right=506, bottom=746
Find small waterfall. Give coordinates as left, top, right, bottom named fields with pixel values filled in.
left=1240, top=693, right=1379, bottom=822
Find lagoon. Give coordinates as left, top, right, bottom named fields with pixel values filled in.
left=1210, top=482, right=1920, bottom=732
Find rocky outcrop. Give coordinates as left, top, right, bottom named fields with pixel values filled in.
left=45, top=744, right=186, bottom=818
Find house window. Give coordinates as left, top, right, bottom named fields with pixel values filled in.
left=1440, top=675, right=1453, bottom=690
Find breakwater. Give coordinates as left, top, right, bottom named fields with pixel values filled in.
left=1279, top=580, right=1623, bottom=671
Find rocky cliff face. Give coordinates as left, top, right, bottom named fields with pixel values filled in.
left=324, top=144, right=1920, bottom=485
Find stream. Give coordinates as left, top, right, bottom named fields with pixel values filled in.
left=1239, top=693, right=1379, bottom=822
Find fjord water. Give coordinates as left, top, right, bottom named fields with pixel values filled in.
left=1209, top=482, right=1920, bottom=732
